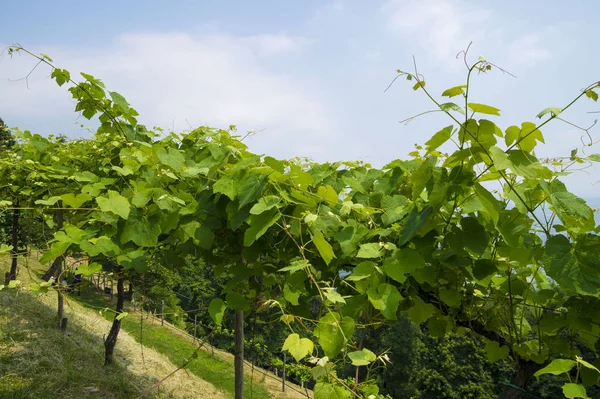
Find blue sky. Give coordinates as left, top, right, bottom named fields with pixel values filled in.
left=1, top=0, right=599, bottom=204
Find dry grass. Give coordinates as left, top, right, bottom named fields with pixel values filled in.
left=57, top=292, right=228, bottom=399
left=0, top=253, right=226, bottom=399
left=2, top=252, right=312, bottom=399
left=0, top=289, right=227, bottom=399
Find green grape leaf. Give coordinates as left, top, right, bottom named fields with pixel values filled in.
left=425, top=125, right=453, bottom=153
left=383, top=248, right=425, bottom=283
left=473, top=259, right=498, bottom=281
left=534, top=358, right=577, bottom=379
left=439, top=288, right=461, bottom=307
left=244, top=208, right=280, bottom=246
left=181, top=166, right=209, bottom=177
left=280, top=314, right=295, bottom=325
left=60, top=193, right=93, bottom=208
left=157, top=147, right=185, bottom=172
left=249, top=195, right=281, bottom=215
left=470, top=119, right=500, bottom=150
left=35, top=196, right=61, bottom=206
left=180, top=221, right=199, bottom=244
left=427, top=317, right=447, bottom=338
left=587, top=154, right=600, bottom=162
left=413, top=81, right=425, bottom=90
left=6, top=280, right=20, bottom=289
left=467, top=102, right=500, bottom=116
left=484, top=340, right=510, bottom=362
left=577, top=357, right=600, bottom=373
left=461, top=217, right=489, bottom=255
left=75, top=262, right=103, bottom=277
left=474, top=183, right=500, bottom=225
left=585, top=89, right=599, bottom=102
left=317, top=185, right=339, bottom=204
left=54, top=225, right=87, bottom=244
left=51, top=68, right=69, bottom=86
left=284, top=284, right=301, bottom=305
left=562, top=383, right=588, bottom=399
left=314, top=382, right=351, bottom=399
left=282, top=333, right=314, bottom=362
left=279, top=259, right=309, bottom=273
left=441, top=85, right=467, bottom=98
left=348, top=349, right=377, bottom=366
left=115, top=311, right=129, bottom=321
left=237, top=173, right=267, bottom=210
left=96, top=190, right=130, bottom=220
left=543, top=234, right=600, bottom=295
left=289, top=164, right=314, bottom=190
left=536, top=107, right=562, bottom=119
left=208, top=298, right=226, bottom=326
left=109, top=91, right=130, bottom=110
left=80, top=236, right=121, bottom=257
left=346, top=261, right=375, bottom=281
left=411, top=156, right=435, bottom=200
left=226, top=292, right=250, bottom=311
left=40, top=241, right=70, bottom=264
left=116, top=249, right=148, bottom=273
left=545, top=180, right=595, bottom=235
left=439, top=102, right=465, bottom=114
left=314, top=312, right=354, bottom=358
left=120, top=215, right=161, bottom=247
left=214, top=176, right=237, bottom=200
left=381, top=195, right=410, bottom=226
left=264, top=156, right=285, bottom=173
left=131, top=187, right=153, bottom=208
left=408, top=296, right=436, bottom=325
left=367, top=283, right=401, bottom=320
left=357, top=243, right=383, bottom=258
left=399, top=205, right=433, bottom=246
left=195, top=225, right=214, bottom=250
left=313, top=232, right=336, bottom=265
left=505, top=122, right=544, bottom=152
left=29, top=281, right=51, bottom=295
left=324, top=289, right=346, bottom=304
left=0, top=244, right=12, bottom=255
left=74, top=171, right=100, bottom=183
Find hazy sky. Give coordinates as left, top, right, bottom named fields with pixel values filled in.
left=1, top=0, right=599, bottom=202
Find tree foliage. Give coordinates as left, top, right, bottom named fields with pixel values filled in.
left=2, top=45, right=600, bottom=398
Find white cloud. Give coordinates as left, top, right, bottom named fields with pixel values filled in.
left=382, top=0, right=491, bottom=62
left=381, top=0, right=558, bottom=73
left=0, top=32, right=335, bottom=159
left=241, top=34, right=313, bottom=57
left=309, top=0, right=347, bottom=25
left=332, top=1, right=345, bottom=11
left=365, top=50, right=381, bottom=60
left=507, top=33, right=553, bottom=68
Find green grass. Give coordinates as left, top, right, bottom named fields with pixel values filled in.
left=0, top=290, right=173, bottom=399
left=75, top=292, right=272, bottom=399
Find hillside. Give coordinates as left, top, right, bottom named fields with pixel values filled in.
left=0, top=256, right=311, bottom=399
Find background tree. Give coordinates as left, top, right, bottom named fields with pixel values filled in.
left=0, top=118, right=16, bottom=150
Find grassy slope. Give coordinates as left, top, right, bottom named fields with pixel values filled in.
left=0, top=289, right=224, bottom=399
left=0, top=289, right=141, bottom=399
left=1, top=254, right=310, bottom=399
left=75, top=292, right=273, bottom=399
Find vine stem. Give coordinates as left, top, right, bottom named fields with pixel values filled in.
left=7, top=45, right=129, bottom=139
left=354, top=320, right=368, bottom=387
